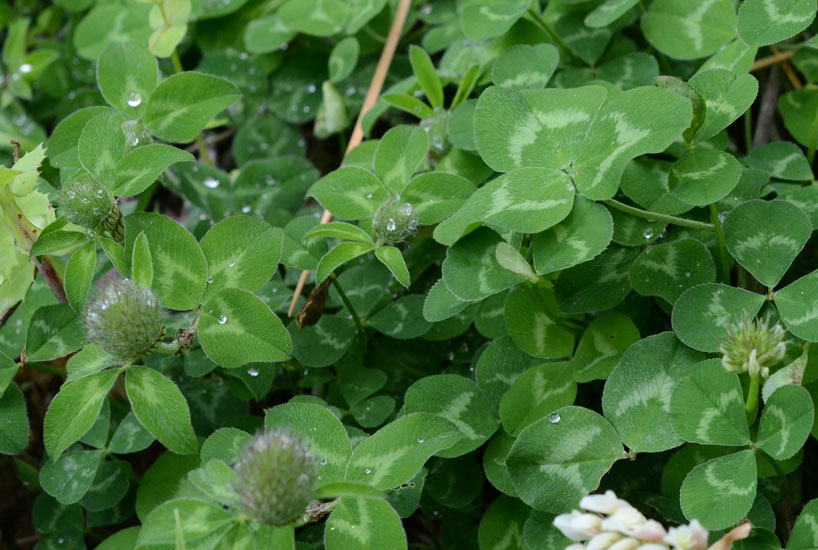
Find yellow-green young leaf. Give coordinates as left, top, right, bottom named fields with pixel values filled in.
left=499, top=363, right=576, bottom=436
left=131, top=232, right=153, bottom=289
left=506, top=406, right=624, bottom=513
left=671, top=283, right=765, bottom=352
left=144, top=72, right=240, bottom=143
left=737, top=0, right=816, bottom=47
left=265, top=402, right=352, bottom=483
left=758, top=385, right=814, bottom=461
left=123, top=212, right=208, bottom=311
left=199, top=216, right=283, bottom=299
left=345, top=412, right=463, bottom=487
left=304, top=222, right=373, bottom=244
left=96, top=41, right=158, bottom=116
left=669, top=149, right=742, bottom=206
left=603, top=333, right=705, bottom=453
left=670, top=359, right=750, bottom=446
left=44, top=370, right=119, bottom=460
left=383, top=93, right=435, bottom=119
left=137, top=498, right=234, bottom=548
left=409, top=46, right=443, bottom=109
left=503, top=286, right=573, bottom=359
left=48, top=107, right=111, bottom=170
left=478, top=495, right=529, bottom=550
left=374, top=125, right=430, bottom=195
left=26, top=303, right=87, bottom=362
left=113, top=144, right=194, bottom=196
left=78, top=110, right=126, bottom=185
left=99, top=236, right=127, bottom=275
left=199, top=288, right=292, bottom=368
left=495, top=243, right=536, bottom=283
left=491, top=44, right=559, bottom=90
left=39, top=449, right=103, bottom=504
left=374, top=246, right=409, bottom=288
left=689, top=69, right=758, bottom=142
left=314, top=81, right=349, bottom=139
left=723, top=200, right=811, bottom=288
left=64, top=240, right=97, bottom=312
left=0, top=384, right=29, bottom=454
left=308, top=167, right=388, bottom=220
left=328, top=37, right=359, bottom=83
left=125, top=367, right=197, bottom=455
left=641, top=0, right=736, bottom=60
left=325, top=497, right=406, bottom=550
left=404, top=375, right=498, bottom=458
left=789, top=499, right=818, bottom=550
left=776, top=269, right=818, bottom=341
left=629, top=239, right=717, bottom=304
left=278, top=0, right=349, bottom=36
left=679, top=450, right=756, bottom=530
left=316, top=242, right=375, bottom=283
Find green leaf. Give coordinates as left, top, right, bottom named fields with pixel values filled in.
left=672, top=283, right=765, bottom=352
left=199, top=216, right=283, bottom=299
left=125, top=368, right=197, bottom=457
left=758, top=385, right=814, bottom=461
left=779, top=89, right=818, bottom=148
left=492, top=44, right=558, bottom=90
left=383, top=93, right=435, bottom=119
left=404, top=374, right=498, bottom=458
left=689, top=69, right=758, bottom=142
left=44, top=370, right=119, bottom=460
left=100, top=237, right=128, bottom=276
left=442, top=228, right=527, bottom=301
left=26, top=303, right=86, bottom=362
left=281, top=216, right=329, bottom=271
left=265, top=402, right=352, bottom=483
left=746, top=141, right=814, bottom=181
left=670, top=359, right=750, bottom=445
left=573, top=86, right=693, bottom=200
left=723, top=200, right=811, bottom=288
left=458, top=0, right=529, bottom=42
left=532, top=196, right=613, bottom=275
left=113, top=144, right=194, bottom=196
left=108, top=411, right=155, bottom=454
left=339, top=365, right=387, bottom=407
left=422, top=279, right=470, bottom=322
left=290, top=315, right=355, bottom=368
left=316, top=242, right=375, bottom=283
left=325, top=497, right=407, bottom=550
left=409, top=46, right=443, bottom=109
left=345, top=412, right=462, bottom=488
left=572, top=312, right=641, bottom=383
left=0, top=384, right=29, bottom=454
left=680, top=450, right=757, bottom=529
left=473, top=85, right=607, bottom=173
left=483, top=432, right=518, bottom=497
left=495, top=242, right=537, bottom=282
left=434, top=167, right=575, bottom=246
left=137, top=498, right=234, bottom=547
left=499, top=363, right=576, bottom=436
left=278, top=0, right=349, bottom=36
left=374, top=246, right=410, bottom=288
left=368, top=295, right=431, bottom=339
left=504, top=286, right=573, bottom=359
left=507, top=406, right=624, bottom=513
left=475, top=336, right=538, bottom=409
left=199, top=288, right=292, bottom=368
left=40, top=449, right=103, bottom=504
left=789, top=499, right=818, bottom=550
left=144, top=72, right=240, bottom=143
left=328, top=37, right=359, bottom=83
left=351, top=396, right=396, bottom=428
left=554, top=247, right=639, bottom=314
left=48, top=107, right=112, bottom=170
left=345, top=0, right=388, bottom=33
left=304, top=222, right=374, bottom=245
left=315, top=481, right=383, bottom=500
left=65, top=345, right=113, bottom=382
left=641, top=0, right=736, bottom=59
left=64, top=241, right=97, bottom=312
left=401, top=172, right=476, bottom=225
left=78, top=110, right=126, bottom=185
left=132, top=232, right=153, bottom=289
left=629, top=238, right=717, bottom=303
left=478, top=495, right=529, bottom=550
left=123, top=212, right=207, bottom=311
left=737, top=0, right=816, bottom=47
left=97, top=41, right=158, bottom=115
left=776, top=269, right=818, bottom=341
left=308, top=166, right=388, bottom=220
left=603, top=332, right=705, bottom=452
left=669, top=149, right=742, bottom=206
left=374, top=125, right=430, bottom=195
left=243, top=15, right=295, bottom=54
left=73, top=4, right=153, bottom=61
left=585, top=0, right=639, bottom=27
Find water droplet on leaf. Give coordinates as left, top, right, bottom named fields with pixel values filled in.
left=126, top=91, right=142, bottom=107
left=203, top=177, right=220, bottom=189
left=218, top=314, right=227, bottom=324
left=247, top=367, right=259, bottom=377
left=549, top=413, right=561, bottom=424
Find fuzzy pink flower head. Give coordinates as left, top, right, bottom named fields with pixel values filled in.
left=601, top=506, right=648, bottom=536
left=664, top=520, right=709, bottom=550
left=609, top=539, right=641, bottom=550
left=581, top=491, right=632, bottom=515
left=555, top=511, right=603, bottom=541
left=632, top=520, right=668, bottom=542
left=587, top=532, right=622, bottom=550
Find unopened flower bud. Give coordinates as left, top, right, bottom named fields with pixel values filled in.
left=371, top=196, right=419, bottom=246
left=58, top=175, right=123, bottom=241
left=231, top=428, right=317, bottom=527
left=83, top=278, right=164, bottom=363
left=720, top=315, right=787, bottom=378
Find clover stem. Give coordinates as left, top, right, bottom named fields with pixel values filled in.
left=331, top=277, right=366, bottom=356
left=709, top=203, right=732, bottom=283
left=603, top=199, right=716, bottom=231
left=745, top=373, right=760, bottom=422
left=21, top=361, right=66, bottom=378
left=170, top=50, right=184, bottom=74
left=526, top=6, right=575, bottom=64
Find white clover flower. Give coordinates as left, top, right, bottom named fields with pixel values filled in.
left=581, top=490, right=632, bottom=515
left=587, top=532, right=622, bottom=550
left=555, top=511, right=603, bottom=541
left=601, top=506, right=648, bottom=536
left=632, top=520, right=668, bottom=542
left=609, top=539, right=641, bottom=550
left=665, top=519, right=709, bottom=550
left=637, top=545, right=670, bottom=550
left=567, top=545, right=586, bottom=550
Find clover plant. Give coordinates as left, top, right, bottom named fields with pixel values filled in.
left=4, top=1, right=818, bottom=549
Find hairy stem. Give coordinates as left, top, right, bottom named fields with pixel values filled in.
left=710, top=203, right=732, bottom=283
left=603, top=199, right=716, bottom=231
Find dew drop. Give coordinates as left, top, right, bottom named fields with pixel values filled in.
left=302, top=105, right=311, bottom=114
left=239, top=52, right=249, bottom=60
left=684, top=272, right=691, bottom=278
left=306, top=83, right=317, bottom=94
left=319, top=456, right=328, bottom=465
left=125, top=133, right=139, bottom=147
left=247, top=367, right=259, bottom=377
left=399, top=203, right=413, bottom=216
left=386, top=218, right=397, bottom=231
left=366, top=192, right=373, bottom=199
left=549, top=413, right=561, bottom=424
left=420, top=3, right=432, bottom=14
left=126, top=91, right=142, bottom=107
left=207, top=276, right=214, bottom=284
left=19, top=63, right=33, bottom=74
left=228, top=259, right=235, bottom=267
left=67, top=190, right=76, bottom=199
left=241, top=205, right=251, bottom=213
left=718, top=210, right=728, bottom=223
left=203, top=176, right=220, bottom=189
left=57, top=538, right=65, bottom=545
left=266, top=175, right=277, bottom=186
left=643, top=227, right=654, bottom=240
left=364, top=468, right=372, bottom=474
left=417, top=437, right=424, bottom=444
left=218, top=314, right=227, bottom=324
